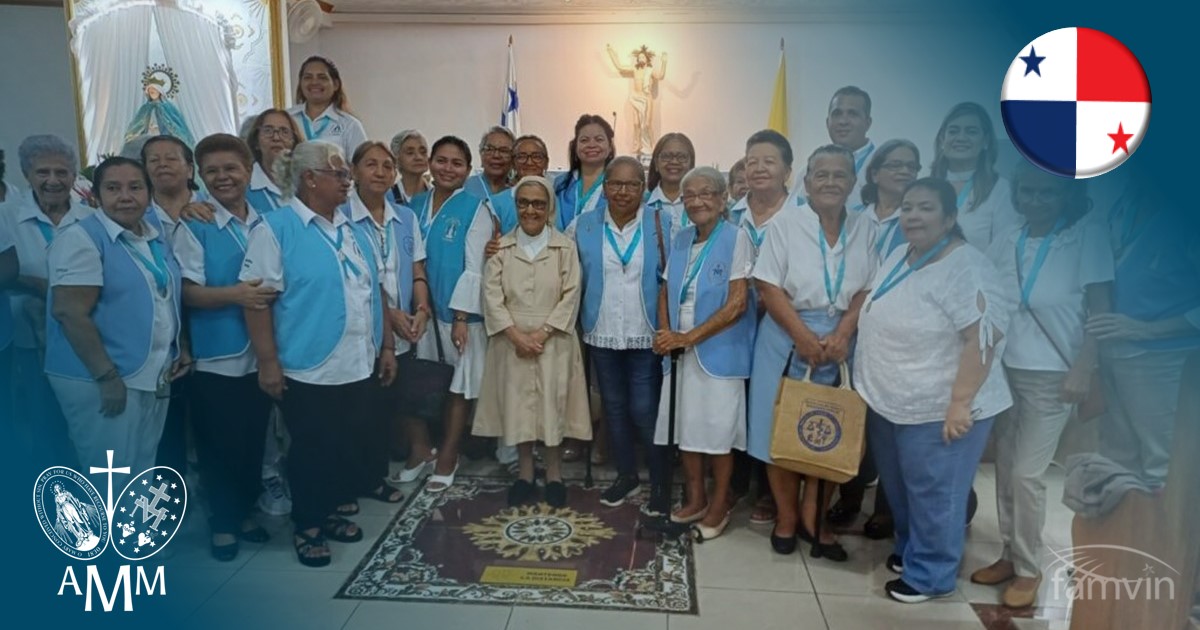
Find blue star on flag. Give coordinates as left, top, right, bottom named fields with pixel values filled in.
left=1020, top=46, right=1045, bottom=76
left=506, top=87, right=519, bottom=113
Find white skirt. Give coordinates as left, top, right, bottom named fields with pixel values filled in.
left=653, top=306, right=747, bottom=454
left=415, top=320, right=487, bottom=400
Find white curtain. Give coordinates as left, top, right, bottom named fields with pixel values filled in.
left=71, top=4, right=152, bottom=164
left=152, top=5, right=239, bottom=143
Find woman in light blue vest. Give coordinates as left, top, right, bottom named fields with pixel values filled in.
left=240, top=140, right=396, bottom=568
left=748, top=146, right=876, bottom=562
left=387, top=129, right=431, bottom=207
left=653, top=166, right=754, bottom=540
left=343, top=141, right=430, bottom=496
left=554, top=114, right=615, bottom=231
left=244, top=108, right=302, bottom=213
left=45, top=157, right=190, bottom=482
left=408, top=136, right=492, bottom=493
left=465, top=126, right=518, bottom=234
left=175, top=134, right=279, bottom=561
left=567, top=156, right=670, bottom=515
left=645, top=132, right=695, bottom=233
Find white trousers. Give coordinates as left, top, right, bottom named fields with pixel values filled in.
left=49, top=376, right=168, bottom=483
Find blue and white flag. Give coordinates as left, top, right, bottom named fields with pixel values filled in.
left=500, top=36, right=520, bottom=135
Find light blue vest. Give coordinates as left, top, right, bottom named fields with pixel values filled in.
left=182, top=214, right=251, bottom=360
left=491, top=188, right=518, bottom=235
left=340, top=200, right=417, bottom=312
left=410, top=190, right=484, bottom=324
left=45, top=214, right=182, bottom=380
left=555, top=171, right=609, bottom=232
left=265, top=206, right=384, bottom=371
left=665, top=222, right=754, bottom=378
left=575, top=206, right=665, bottom=335
left=246, top=187, right=283, bottom=215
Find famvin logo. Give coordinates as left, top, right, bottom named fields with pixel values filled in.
left=32, top=450, right=188, bottom=612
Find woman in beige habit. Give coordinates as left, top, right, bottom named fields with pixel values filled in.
left=473, top=175, right=591, bottom=508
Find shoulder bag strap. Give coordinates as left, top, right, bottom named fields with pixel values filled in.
left=1014, top=245, right=1073, bottom=368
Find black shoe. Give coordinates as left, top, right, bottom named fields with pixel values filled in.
left=886, top=554, right=903, bottom=575
left=863, top=514, right=894, bottom=540
left=600, top=475, right=640, bottom=507
left=826, top=498, right=861, bottom=527
left=966, top=488, right=979, bottom=527
left=508, top=479, right=537, bottom=506
left=239, top=526, right=270, bottom=544
left=770, top=527, right=797, bottom=555
left=544, top=481, right=567, bottom=508
left=798, top=526, right=848, bottom=562
left=885, top=578, right=953, bottom=604
left=210, top=537, right=239, bottom=562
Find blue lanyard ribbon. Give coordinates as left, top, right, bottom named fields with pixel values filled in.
left=819, top=219, right=848, bottom=309
left=956, top=177, right=975, bottom=210
left=604, top=221, right=642, bottom=268
left=575, top=173, right=605, bottom=216
left=119, top=236, right=170, bottom=295
left=1015, top=216, right=1067, bottom=309
left=744, top=222, right=765, bottom=249
left=315, top=224, right=362, bottom=278
left=36, top=220, right=56, bottom=244
left=869, top=236, right=951, bottom=305
left=679, top=221, right=725, bottom=303
left=874, top=218, right=900, bottom=258
left=300, top=113, right=332, bottom=141
left=373, top=219, right=392, bottom=262
left=854, top=141, right=875, bottom=174
left=228, top=221, right=248, bottom=252
left=418, top=194, right=435, bottom=240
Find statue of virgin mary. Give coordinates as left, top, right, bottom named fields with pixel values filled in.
left=124, top=66, right=195, bottom=146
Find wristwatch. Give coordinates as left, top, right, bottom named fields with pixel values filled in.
left=542, top=324, right=555, bottom=335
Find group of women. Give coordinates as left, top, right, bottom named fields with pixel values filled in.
left=2, top=56, right=1196, bottom=609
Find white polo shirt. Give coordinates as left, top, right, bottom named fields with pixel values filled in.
left=287, top=104, right=369, bottom=160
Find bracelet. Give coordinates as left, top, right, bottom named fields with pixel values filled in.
left=95, top=367, right=119, bottom=383
left=453, top=314, right=468, bottom=323
left=542, top=324, right=555, bottom=335
left=413, top=278, right=429, bottom=286
left=415, top=303, right=430, bottom=314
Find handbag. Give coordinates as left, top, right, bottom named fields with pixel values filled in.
left=403, top=319, right=455, bottom=423
left=1014, top=247, right=1107, bottom=421
left=769, top=356, right=867, bottom=483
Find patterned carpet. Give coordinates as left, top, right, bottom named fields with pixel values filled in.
left=337, top=475, right=698, bottom=613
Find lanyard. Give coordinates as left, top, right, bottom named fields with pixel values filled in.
left=819, top=218, right=848, bottom=312
left=604, top=221, right=642, bottom=268
left=679, top=221, right=725, bottom=303
left=874, top=218, right=900, bottom=258
left=854, top=141, right=875, bottom=174
left=301, top=113, right=332, bottom=141
left=315, top=224, right=362, bottom=278
left=419, top=194, right=435, bottom=239
left=119, top=236, right=170, bottom=296
left=744, top=222, right=765, bottom=249
left=476, top=175, right=503, bottom=210
left=1015, top=217, right=1067, bottom=309
left=956, top=177, right=975, bottom=210
left=869, top=236, right=951, bottom=305
left=228, top=221, right=248, bottom=252
left=373, top=220, right=392, bottom=262
left=36, top=220, right=56, bottom=244
left=575, top=173, right=605, bottom=216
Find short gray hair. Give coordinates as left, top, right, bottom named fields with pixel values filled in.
left=479, top=126, right=516, bottom=149
left=604, top=155, right=646, bottom=183
left=804, top=144, right=856, bottom=178
left=273, top=140, right=344, bottom=199
left=681, top=166, right=727, bottom=196
left=18, top=134, right=78, bottom=177
left=390, top=129, right=426, bottom=157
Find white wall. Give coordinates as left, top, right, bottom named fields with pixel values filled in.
left=0, top=5, right=79, bottom=195
left=290, top=17, right=1021, bottom=172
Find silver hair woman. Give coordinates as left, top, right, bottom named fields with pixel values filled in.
left=388, top=129, right=430, bottom=206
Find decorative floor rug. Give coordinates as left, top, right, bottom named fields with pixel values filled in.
left=337, top=475, right=697, bottom=614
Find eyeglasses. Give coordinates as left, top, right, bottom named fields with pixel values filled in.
left=314, top=168, right=351, bottom=181
left=658, top=152, right=691, bottom=165
left=880, top=160, right=920, bottom=173
left=516, top=198, right=549, bottom=211
left=515, top=152, right=547, bottom=164
left=1016, top=187, right=1064, bottom=204
left=260, top=126, right=294, bottom=139
left=481, top=145, right=513, bottom=157
left=604, top=180, right=642, bottom=192
left=681, top=190, right=722, bottom=204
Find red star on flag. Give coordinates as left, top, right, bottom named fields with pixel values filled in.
left=1109, top=122, right=1133, bottom=154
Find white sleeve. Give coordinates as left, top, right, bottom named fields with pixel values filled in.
left=173, top=223, right=207, bottom=285
left=342, top=116, right=369, bottom=159
left=751, top=220, right=788, bottom=288
left=938, top=251, right=1015, bottom=356
left=48, top=226, right=103, bottom=287
left=731, top=227, right=754, bottom=281
left=238, top=222, right=284, bottom=291
left=448, top=202, right=491, bottom=315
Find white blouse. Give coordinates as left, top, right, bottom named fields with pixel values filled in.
left=987, top=220, right=1114, bottom=372
left=854, top=244, right=1015, bottom=425
left=752, top=205, right=875, bottom=312
left=567, top=206, right=657, bottom=350
left=955, top=176, right=1023, bottom=253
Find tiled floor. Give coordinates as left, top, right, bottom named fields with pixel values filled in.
left=164, top=460, right=1083, bottom=629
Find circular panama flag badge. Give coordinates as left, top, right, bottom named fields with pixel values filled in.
left=1001, top=27, right=1150, bottom=178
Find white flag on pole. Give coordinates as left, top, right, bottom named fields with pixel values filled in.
left=501, top=35, right=520, bottom=135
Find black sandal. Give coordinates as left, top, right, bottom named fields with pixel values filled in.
left=322, top=516, right=363, bottom=543
left=365, top=484, right=404, bottom=504
left=239, top=526, right=270, bottom=544
left=293, top=530, right=331, bottom=568
left=335, top=502, right=360, bottom=516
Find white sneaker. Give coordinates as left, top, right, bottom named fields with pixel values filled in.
left=257, top=475, right=292, bottom=516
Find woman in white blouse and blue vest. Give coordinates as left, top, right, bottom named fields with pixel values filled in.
left=645, top=132, right=696, bottom=233
left=465, top=126, right=518, bottom=235
left=45, top=157, right=190, bottom=480
left=244, top=109, right=302, bottom=213
left=554, top=114, right=615, bottom=231
left=407, top=136, right=492, bottom=493
left=568, top=156, right=670, bottom=515
left=174, top=134, right=279, bottom=561
left=240, top=140, right=396, bottom=568
left=748, top=145, right=875, bottom=562
left=653, top=166, right=755, bottom=540
left=288, top=57, right=368, bottom=160
left=855, top=177, right=1014, bottom=603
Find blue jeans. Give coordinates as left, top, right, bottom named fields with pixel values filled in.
left=869, top=407, right=994, bottom=595
left=590, top=346, right=667, bottom=485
